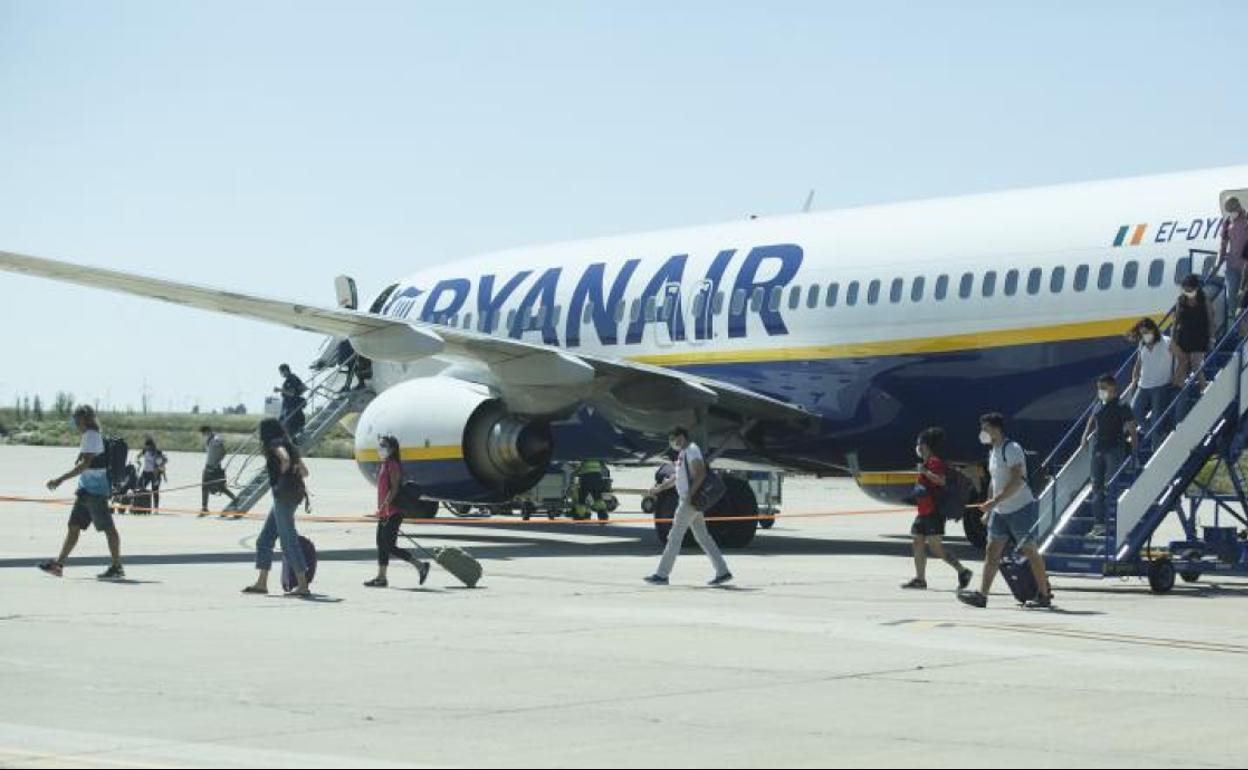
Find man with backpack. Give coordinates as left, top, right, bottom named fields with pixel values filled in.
left=38, top=405, right=125, bottom=579
left=958, top=413, right=1053, bottom=609
left=901, top=427, right=973, bottom=591
left=199, top=425, right=238, bottom=514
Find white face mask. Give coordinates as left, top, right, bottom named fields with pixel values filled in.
left=1098, top=389, right=1112, bottom=403
left=1184, top=289, right=1198, bottom=299
left=669, top=440, right=681, bottom=452
left=915, top=445, right=924, bottom=460
left=1142, top=332, right=1155, bottom=344
left=378, top=446, right=390, bottom=460
left=978, top=430, right=992, bottom=446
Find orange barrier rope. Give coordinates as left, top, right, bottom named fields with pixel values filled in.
left=0, top=494, right=910, bottom=526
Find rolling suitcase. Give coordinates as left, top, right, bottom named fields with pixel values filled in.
left=402, top=533, right=482, bottom=587
left=999, top=551, right=1038, bottom=605
left=281, top=535, right=318, bottom=592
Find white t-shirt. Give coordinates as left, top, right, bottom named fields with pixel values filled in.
left=1138, top=336, right=1174, bottom=390
left=988, top=440, right=1034, bottom=515
left=78, top=429, right=110, bottom=495
left=675, top=443, right=704, bottom=500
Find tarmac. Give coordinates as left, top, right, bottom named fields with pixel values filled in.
left=1, top=444, right=1246, bottom=768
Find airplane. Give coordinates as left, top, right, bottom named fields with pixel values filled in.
left=3, top=164, right=1246, bottom=549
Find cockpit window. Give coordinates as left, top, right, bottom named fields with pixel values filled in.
left=369, top=283, right=400, bottom=313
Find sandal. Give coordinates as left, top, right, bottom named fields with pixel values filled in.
left=241, top=585, right=268, bottom=595
left=284, top=587, right=312, bottom=598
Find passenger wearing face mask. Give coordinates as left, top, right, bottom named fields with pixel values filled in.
left=644, top=427, right=732, bottom=586
left=1080, top=375, right=1138, bottom=538
left=1129, top=317, right=1176, bottom=447
left=364, top=435, right=430, bottom=588
left=958, top=413, right=1052, bottom=609
left=1172, top=274, right=1214, bottom=390
left=901, top=427, right=973, bottom=591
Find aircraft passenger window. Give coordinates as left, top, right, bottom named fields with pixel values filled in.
left=934, top=274, right=949, bottom=301
left=1097, top=262, right=1114, bottom=291
left=1003, top=269, right=1019, bottom=297
left=448, top=315, right=458, bottom=328
left=629, top=299, right=640, bottom=322
left=693, top=291, right=707, bottom=318
left=463, top=313, right=473, bottom=331
left=613, top=301, right=625, bottom=324
left=1148, top=259, right=1165, bottom=288
left=713, top=291, right=724, bottom=315
left=1203, top=255, right=1216, bottom=276
left=659, top=295, right=676, bottom=322
left=583, top=307, right=593, bottom=326
left=507, top=309, right=516, bottom=330
left=889, top=278, right=903, bottom=303
left=982, top=271, right=997, bottom=298
left=846, top=281, right=860, bottom=306
left=1122, top=261, right=1139, bottom=290
left=536, top=308, right=549, bottom=328
left=1074, top=265, right=1089, bottom=292
left=730, top=289, right=746, bottom=315
left=1050, top=267, right=1065, bottom=293
left=911, top=276, right=925, bottom=302
left=787, top=285, right=800, bottom=310
left=751, top=287, right=765, bottom=312
left=1027, top=268, right=1042, bottom=295
left=826, top=283, right=839, bottom=307
left=768, top=286, right=783, bottom=312
left=1175, top=256, right=1193, bottom=283
left=644, top=297, right=657, bottom=322
left=958, top=272, right=974, bottom=299
left=806, top=284, right=819, bottom=309
left=867, top=279, right=881, bottom=305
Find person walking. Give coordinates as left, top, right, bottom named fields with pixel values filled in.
left=644, top=427, right=733, bottom=586
left=199, top=425, right=238, bottom=514
left=363, top=435, right=430, bottom=588
left=242, top=418, right=311, bottom=597
left=901, top=427, right=973, bottom=591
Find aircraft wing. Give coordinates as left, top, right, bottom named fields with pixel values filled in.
left=0, top=249, right=814, bottom=427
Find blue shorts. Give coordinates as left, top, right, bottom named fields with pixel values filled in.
left=988, top=501, right=1038, bottom=549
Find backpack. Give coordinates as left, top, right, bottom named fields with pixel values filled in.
left=102, top=436, right=129, bottom=486
left=937, top=467, right=973, bottom=521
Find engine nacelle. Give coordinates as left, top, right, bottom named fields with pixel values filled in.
left=354, top=377, right=553, bottom=502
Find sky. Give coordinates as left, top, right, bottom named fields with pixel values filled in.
left=1, top=0, right=1245, bottom=414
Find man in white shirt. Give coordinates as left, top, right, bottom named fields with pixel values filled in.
left=958, top=413, right=1052, bottom=609
left=645, top=427, right=733, bottom=586
left=1129, top=317, right=1176, bottom=447
left=38, top=405, right=125, bottom=579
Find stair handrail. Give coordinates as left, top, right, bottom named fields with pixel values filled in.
left=1037, top=249, right=1222, bottom=480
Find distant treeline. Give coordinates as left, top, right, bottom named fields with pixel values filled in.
left=0, top=408, right=354, bottom=459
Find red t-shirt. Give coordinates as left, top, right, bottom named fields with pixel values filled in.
left=917, top=456, right=947, bottom=517
left=377, top=457, right=402, bottom=519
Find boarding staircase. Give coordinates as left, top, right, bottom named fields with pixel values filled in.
left=1031, top=249, right=1248, bottom=590
left=222, top=358, right=373, bottom=514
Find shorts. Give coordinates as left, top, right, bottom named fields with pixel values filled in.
left=203, top=466, right=228, bottom=494
left=987, top=501, right=1039, bottom=549
left=910, top=514, right=946, bottom=537
left=69, top=491, right=115, bottom=532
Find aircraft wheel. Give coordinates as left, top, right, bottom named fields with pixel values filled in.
left=707, top=476, right=759, bottom=549
left=1148, top=558, right=1176, bottom=594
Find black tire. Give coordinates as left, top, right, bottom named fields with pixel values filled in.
left=962, top=512, right=987, bottom=551
left=1148, top=558, right=1176, bottom=594
left=707, top=476, right=759, bottom=549
left=521, top=502, right=535, bottom=521
left=1180, top=569, right=1202, bottom=584
left=402, top=499, right=439, bottom=520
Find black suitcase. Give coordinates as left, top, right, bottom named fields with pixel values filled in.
left=999, top=551, right=1039, bottom=605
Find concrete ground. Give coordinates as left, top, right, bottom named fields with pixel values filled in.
left=0, top=444, right=1246, bottom=768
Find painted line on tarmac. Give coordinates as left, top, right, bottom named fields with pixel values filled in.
left=915, top=619, right=1248, bottom=655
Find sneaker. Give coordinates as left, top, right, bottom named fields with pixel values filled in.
left=97, top=564, right=125, bottom=580
left=708, top=572, right=734, bottom=586
left=37, top=560, right=63, bottom=577
left=1025, top=592, right=1054, bottom=609
left=957, top=590, right=988, bottom=608
left=1089, top=524, right=1107, bottom=538
left=958, top=569, right=974, bottom=590
left=901, top=578, right=927, bottom=590
left=644, top=574, right=669, bottom=586
left=363, top=577, right=388, bottom=588
left=416, top=560, right=430, bottom=586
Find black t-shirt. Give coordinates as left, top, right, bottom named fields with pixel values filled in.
left=1092, top=399, right=1134, bottom=451
left=265, top=438, right=301, bottom=487
left=281, top=373, right=307, bottom=412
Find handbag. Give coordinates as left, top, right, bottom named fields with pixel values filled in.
left=683, top=450, right=727, bottom=512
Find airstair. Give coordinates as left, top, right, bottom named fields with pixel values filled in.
left=222, top=357, right=373, bottom=514
left=1031, top=249, right=1248, bottom=592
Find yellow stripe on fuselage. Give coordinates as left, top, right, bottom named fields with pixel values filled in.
left=629, top=314, right=1146, bottom=367
left=856, top=472, right=920, bottom=486
left=355, top=445, right=463, bottom=463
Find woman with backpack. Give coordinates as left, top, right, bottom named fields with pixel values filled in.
left=902, top=427, right=973, bottom=591
left=242, top=418, right=311, bottom=597
left=364, top=435, right=430, bottom=588
left=136, top=436, right=167, bottom=513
